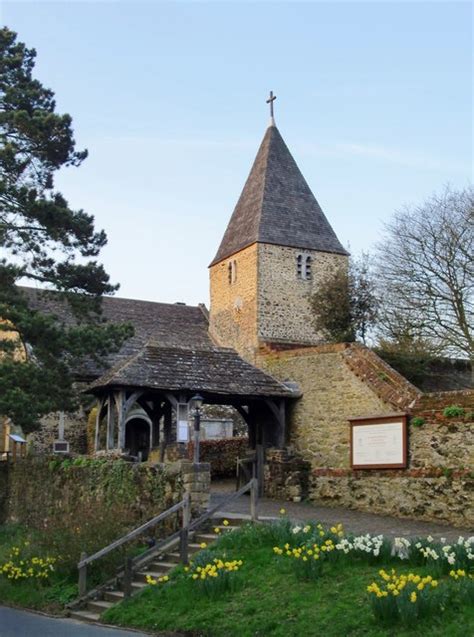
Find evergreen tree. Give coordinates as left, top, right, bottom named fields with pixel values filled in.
left=310, top=253, right=378, bottom=344
left=0, top=28, right=132, bottom=432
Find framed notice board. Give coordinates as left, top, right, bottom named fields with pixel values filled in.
left=349, top=413, right=408, bottom=469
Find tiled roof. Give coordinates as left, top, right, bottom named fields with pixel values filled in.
left=210, top=124, right=348, bottom=266
left=88, top=344, right=294, bottom=398
left=19, top=287, right=213, bottom=377
left=19, top=287, right=294, bottom=398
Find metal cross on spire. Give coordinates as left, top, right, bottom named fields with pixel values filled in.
left=266, top=90, right=276, bottom=125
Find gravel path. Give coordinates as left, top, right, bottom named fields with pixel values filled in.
left=210, top=484, right=473, bottom=542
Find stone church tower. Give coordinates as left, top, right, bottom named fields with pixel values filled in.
left=209, top=116, right=348, bottom=363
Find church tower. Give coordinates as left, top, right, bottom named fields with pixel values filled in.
left=209, top=100, right=348, bottom=363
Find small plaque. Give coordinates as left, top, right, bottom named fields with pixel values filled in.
left=53, top=440, right=70, bottom=454
left=349, top=414, right=407, bottom=469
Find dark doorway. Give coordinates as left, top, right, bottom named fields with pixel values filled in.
left=125, top=418, right=151, bottom=461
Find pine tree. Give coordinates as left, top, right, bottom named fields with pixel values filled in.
left=0, top=28, right=132, bottom=432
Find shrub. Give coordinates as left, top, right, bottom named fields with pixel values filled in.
left=410, top=417, right=425, bottom=427
left=187, top=438, right=249, bottom=478
left=443, top=405, right=465, bottom=418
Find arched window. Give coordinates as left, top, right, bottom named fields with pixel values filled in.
left=228, top=260, right=237, bottom=284
left=305, top=256, right=312, bottom=280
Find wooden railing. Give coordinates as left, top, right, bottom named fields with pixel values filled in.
left=179, top=478, right=258, bottom=563
left=76, top=477, right=259, bottom=599
left=77, top=494, right=190, bottom=597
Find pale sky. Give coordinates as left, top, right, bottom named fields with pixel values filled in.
left=2, top=1, right=472, bottom=306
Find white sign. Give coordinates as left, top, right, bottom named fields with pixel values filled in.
left=350, top=416, right=407, bottom=469
left=177, top=421, right=189, bottom=442
left=177, top=403, right=189, bottom=442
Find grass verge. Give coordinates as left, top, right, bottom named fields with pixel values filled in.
left=103, top=524, right=473, bottom=637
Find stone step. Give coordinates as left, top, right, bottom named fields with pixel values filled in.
left=145, top=560, right=176, bottom=572
left=69, top=609, right=101, bottom=623
left=167, top=544, right=202, bottom=562
left=103, top=589, right=125, bottom=603
left=131, top=580, right=148, bottom=591
left=87, top=599, right=115, bottom=614
left=135, top=568, right=174, bottom=583
left=194, top=533, right=217, bottom=542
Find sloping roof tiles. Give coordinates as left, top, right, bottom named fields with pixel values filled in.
left=210, top=124, right=348, bottom=266
left=88, top=344, right=294, bottom=398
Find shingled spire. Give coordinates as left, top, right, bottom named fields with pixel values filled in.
left=210, top=123, right=348, bottom=266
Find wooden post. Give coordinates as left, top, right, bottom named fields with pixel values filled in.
left=106, top=394, right=115, bottom=450
left=256, top=443, right=264, bottom=497
left=123, top=556, right=133, bottom=599
left=78, top=552, right=87, bottom=597
left=180, top=493, right=190, bottom=564
left=94, top=400, right=100, bottom=452
left=250, top=477, right=259, bottom=522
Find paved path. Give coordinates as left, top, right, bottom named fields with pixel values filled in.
left=211, top=486, right=473, bottom=542
left=0, top=606, right=156, bottom=637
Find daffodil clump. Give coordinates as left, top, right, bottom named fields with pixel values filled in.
left=0, top=543, right=57, bottom=583
left=409, top=536, right=474, bottom=575
left=145, top=574, right=169, bottom=586
left=188, top=557, right=243, bottom=598
left=449, top=568, right=474, bottom=604
left=273, top=535, right=338, bottom=580
left=367, top=569, right=444, bottom=624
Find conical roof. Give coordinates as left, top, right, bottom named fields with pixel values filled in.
left=210, top=124, right=348, bottom=266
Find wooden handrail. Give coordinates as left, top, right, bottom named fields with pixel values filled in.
left=78, top=498, right=187, bottom=569
left=188, top=478, right=257, bottom=532
left=77, top=494, right=190, bottom=597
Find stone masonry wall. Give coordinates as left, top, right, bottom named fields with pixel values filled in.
left=259, top=344, right=473, bottom=528
left=259, top=344, right=396, bottom=468
left=0, top=463, right=8, bottom=523
left=209, top=242, right=348, bottom=363
left=209, top=243, right=259, bottom=362
left=258, top=244, right=347, bottom=346
left=28, top=408, right=89, bottom=455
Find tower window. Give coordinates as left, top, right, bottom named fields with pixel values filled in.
left=296, top=255, right=303, bottom=279
left=228, top=260, right=237, bottom=284
left=297, top=253, right=312, bottom=280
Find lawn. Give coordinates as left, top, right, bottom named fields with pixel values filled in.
left=103, top=521, right=474, bottom=637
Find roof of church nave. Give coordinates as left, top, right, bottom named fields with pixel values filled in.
left=210, top=122, right=348, bottom=266
left=19, top=287, right=293, bottom=397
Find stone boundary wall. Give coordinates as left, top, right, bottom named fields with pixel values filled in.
left=259, top=344, right=474, bottom=528
left=0, top=463, right=8, bottom=523
left=5, top=457, right=183, bottom=530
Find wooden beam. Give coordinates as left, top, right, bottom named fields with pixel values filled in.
left=94, top=397, right=105, bottom=452
left=106, top=394, right=115, bottom=450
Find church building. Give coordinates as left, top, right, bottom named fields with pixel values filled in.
left=7, top=100, right=472, bottom=528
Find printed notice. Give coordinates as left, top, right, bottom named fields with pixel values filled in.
left=351, top=419, right=406, bottom=468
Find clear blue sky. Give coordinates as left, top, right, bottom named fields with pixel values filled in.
left=2, top=1, right=472, bottom=306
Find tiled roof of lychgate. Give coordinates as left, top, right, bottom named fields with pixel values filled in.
left=18, top=286, right=213, bottom=377
left=210, top=124, right=348, bottom=266
left=88, top=344, right=294, bottom=398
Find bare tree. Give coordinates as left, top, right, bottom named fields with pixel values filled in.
left=375, top=186, right=473, bottom=360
